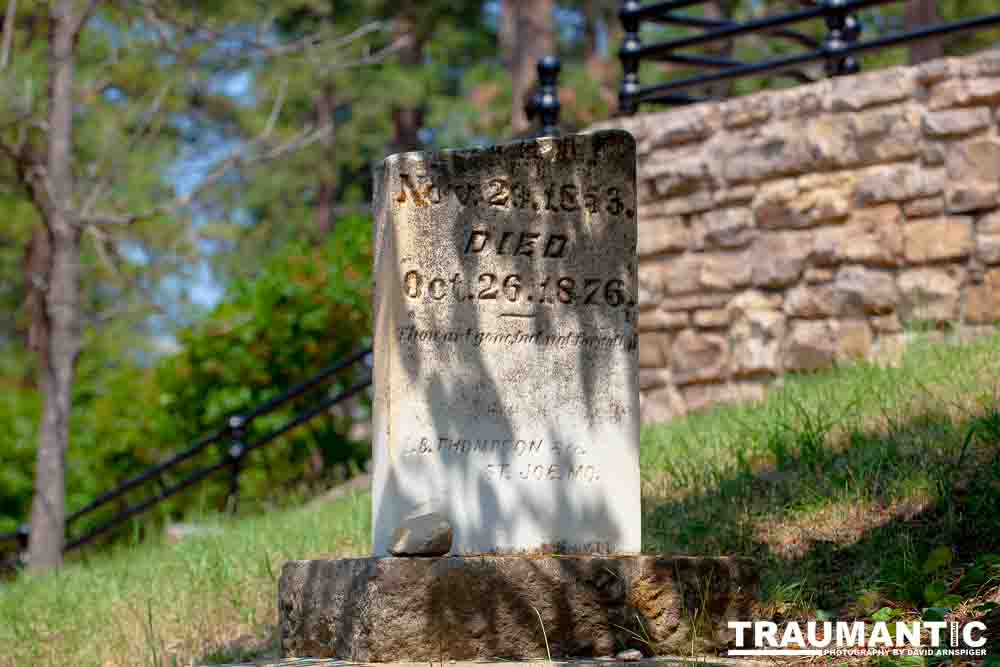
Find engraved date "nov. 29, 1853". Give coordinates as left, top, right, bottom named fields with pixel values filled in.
left=395, top=174, right=630, bottom=217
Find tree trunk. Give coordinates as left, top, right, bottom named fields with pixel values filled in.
left=315, top=181, right=334, bottom=237
left=581, top=0, right=609, bottom=61
left=27, top=0, right=80, bottom=573
left=25, top=225, right=51, bottom=363
left=701, top=0, right=735, bottom=100
left=389, top=18, right=424, bottom=155
left=503, top=0, right=555, bottom=136
left=499, top=0, right=515, bottom=64
left=905, top=0, right=943, bottom=64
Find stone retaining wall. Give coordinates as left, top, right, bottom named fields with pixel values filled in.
left=594, top=50, right=1000, bottom=422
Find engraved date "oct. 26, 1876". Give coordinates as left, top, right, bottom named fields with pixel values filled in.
left=403, top=270, right=633, bottom=308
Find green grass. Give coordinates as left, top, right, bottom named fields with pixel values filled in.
left=641, top=331, right=1000, bottom=631
left=0, top=493, right=370, bottom=667
left=3, top=332, right=1000, bottom=665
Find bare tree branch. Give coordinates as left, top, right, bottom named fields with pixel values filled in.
left=138, top=3, right=179, bottom=58
left=85, top=224, right=122, bottom=278
left=78, top=81, right=172, bottom=221
left=1, top=0, right=15, bottom=70
left=72, top=0, right=100, bottom=38
left=319, top=38, right=409, bottom=73
left=84, top=224, right=166, bottom=325
left=263, top=77, right=287, bottom=139
left=0, top=135, right=55, bottom=222
left=182, top=123, right=331, bottom=204
left=81, top=122, right=333, bottom=227
left=138, top=0, right=389, bottom=65
left=322, top=21, right=388, bottom=55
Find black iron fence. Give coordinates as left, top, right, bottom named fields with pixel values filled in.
left=618, top=0, right=1000, bottom=113
left=528, top=0, right=1000, bottom=132
left=0, top=347, right=372, bottom=570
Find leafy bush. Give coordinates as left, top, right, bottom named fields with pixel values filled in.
left=1, top=218, right=373, bottom=546
left=152, top=217, right=374, bottom=514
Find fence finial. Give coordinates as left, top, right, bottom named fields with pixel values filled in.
left=821, top=0, right=862, bottom=76
left=16, top=523, right=29, bottom=551
left=526, top=55, right=562, bottom=136
left=619, top=0, right=642, bottom=116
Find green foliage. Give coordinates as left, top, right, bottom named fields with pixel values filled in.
left=152, top=217, right=373, bottom=512
left=961, top=554, right=1000, bottom=596
left=0, top=219, right=372, bottom=543
left=0, top=330, right=160, bottom=537
left=923, top=546, right=955, bottom=574
left=871, top=606, right=901, bottom=622
left=0, top=382, right=39, bottom=534
left=923, top=580, right=947, bottom=605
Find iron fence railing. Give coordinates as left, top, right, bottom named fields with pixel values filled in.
left=0, top=347, right=372, bottom=570
left=527, top=0, right=1000, bottom=132
left=619, top=0, right=1000, bottom=113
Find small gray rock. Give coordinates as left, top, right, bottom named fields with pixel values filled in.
left=164, top=522, right=223, bottom=544
left=388, top=512, right=452, bottom=557
left=616, top=649, right=643, bottom=662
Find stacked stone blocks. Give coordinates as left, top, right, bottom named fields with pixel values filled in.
left=594, top=51, right=1000, bottom=422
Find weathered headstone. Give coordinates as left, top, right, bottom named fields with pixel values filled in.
left=371, top=130, right=641, bottom=556
left=278, top=131, right=759, bottom=661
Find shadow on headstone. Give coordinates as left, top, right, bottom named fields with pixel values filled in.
left=371, top=131, right=640, bottom=557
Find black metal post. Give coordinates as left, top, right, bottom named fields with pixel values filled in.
left=225, top=415, right=247, bottom=514
left=619, top=0, right=643, bottom=115
left=821, top=0, right=862, bottom=77
left=525, top=55, right=562, bottom=136
left=1, top=348, right=372, bottom=558
left=16, top=523, right=29, bottom=564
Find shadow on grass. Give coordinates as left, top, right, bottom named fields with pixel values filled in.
left=197, top=625, right=279, bottom=666
left=642, top=407, right=1000, bottom=616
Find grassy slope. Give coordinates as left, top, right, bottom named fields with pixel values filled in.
left=641, top=332, right=1000, bottom=620
left=2, top=333, right=1000, bottom=666
left=0, top=493, right=370, bottom=667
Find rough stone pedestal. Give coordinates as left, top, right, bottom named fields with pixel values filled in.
left=279, top=555, right=758, bottom=662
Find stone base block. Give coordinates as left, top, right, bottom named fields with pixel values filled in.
left=279, top=555, right=758, bottom=662
left=211, top=657, right=761, bottom=667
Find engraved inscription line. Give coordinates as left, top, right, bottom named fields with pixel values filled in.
left=395, top=174, right=630, bottom=218
left=402, top=270, right=631, bottom=308
left=396, top=326, right=638, bottom=350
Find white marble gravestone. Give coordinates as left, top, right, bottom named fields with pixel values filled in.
left=371, top=130, right=640, bottom=556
